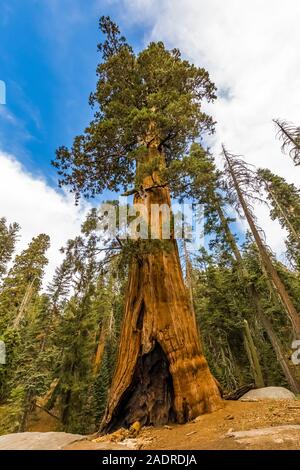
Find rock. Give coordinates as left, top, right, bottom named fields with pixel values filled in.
left=163, top=425, right=172, bottom=430
left=121, top=436, right=153, bottom=450
left=225, top=425, right=300, bottom=448
left=121, top=438, right=142, bottom=450
left=239, top=387, right=296, bottom=402
left=0, top=432, right=86, bottom=450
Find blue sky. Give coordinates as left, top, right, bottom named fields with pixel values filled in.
left=0, top=0, right=299, bottom=282
left=0, top=0, right=146, bottom=186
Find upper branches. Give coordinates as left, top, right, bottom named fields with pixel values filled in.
left=52, top=17, right=217, bottom=202
left=274, top=119, right=300, bottom=166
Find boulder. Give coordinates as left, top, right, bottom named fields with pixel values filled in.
left=226, top=425, right=300, bottom=449
left=239, top=386, right=296, bottom=402
left=0, top=432, right=87, bottom=450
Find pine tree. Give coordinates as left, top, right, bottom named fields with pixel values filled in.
left=274, top=119, right=300, bottom=166
left=12, top=295, right=55, bottom=431
left=258, top=168, right=300, bottom=268
left=0, top=234, right=50, bottom=332
left=193, top=249, right=252, bottom=391
left=167, top=143, right=300, bottom=391
left=242, top=239, right=300, bottom=391
left=222, top=146, right=300, bottom=338
left=47, top=234, right=99, bottom=433
left=0, top=234, right=50, bottom=402
left=183, top=147, right=300, bottom=391
left=0, top=218, right=20, bottom=279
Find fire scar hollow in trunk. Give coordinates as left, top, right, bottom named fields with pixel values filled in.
left=101, top=151, right=222, bottom=433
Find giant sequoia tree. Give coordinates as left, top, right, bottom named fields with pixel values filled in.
left=53, top=17, right=221, bottom=431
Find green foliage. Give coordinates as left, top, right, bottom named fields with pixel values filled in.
left=258, top=168, right=300, bottom=268
left=193, top=249, right=252, bottom=390
left=0, top=328, right=20, bottom=400
left=53, top=17, right=216, bottom=201
left=1, top=16, right=300, bottom=436
left=0, top=388, right=24, bottom=435
left=93, top=345, right=110, bottom=423
left=0, top=218, right=20, bottom=279
left=0, top=234, right=50, bottom=332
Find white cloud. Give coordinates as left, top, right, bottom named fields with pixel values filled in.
left=122, top=0, right=300, bottom=257
left=0, top=151, right=89, bottom=286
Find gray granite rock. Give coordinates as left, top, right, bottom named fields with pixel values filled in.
left=0, top=432, right=87, bottom=450
left=239, top=386, right=296, bottom=401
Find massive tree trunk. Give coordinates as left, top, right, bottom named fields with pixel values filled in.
left=100, top=146, right=221, bottom=432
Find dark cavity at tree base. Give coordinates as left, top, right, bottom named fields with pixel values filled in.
left=103, top=342, right=175, bottom=433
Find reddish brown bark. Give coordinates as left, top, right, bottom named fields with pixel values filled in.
left=100, top=147, right=222, bottom=432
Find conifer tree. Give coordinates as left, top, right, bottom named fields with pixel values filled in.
left=177, top=147, right=300, bottom=391
left=222, top=146, right=300, bottom=338
left=0, top=234, right=50, bottom=402
left=48, top=234, right=99, bottom=432
left=12, top=295, right=55, bottom=431
left=258, top=168, right=300, bottom=268
left=274, top=119, right=300, bottom=166
left=193, top=249, right=252, bottom=391
left=0, top=234, right=50, bottom=332
left=53, top=16, right=221, bottom=430
left=0, top=218, right=20, bottom=280
left=164, top=143, right=300, bottom=391
left=242, top=239, right=300, bottom=391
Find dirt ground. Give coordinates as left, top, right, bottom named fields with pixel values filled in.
left=65, top=400, right=300, bottom=450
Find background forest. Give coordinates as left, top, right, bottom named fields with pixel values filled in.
left=0, top=112, right=300, bottom=434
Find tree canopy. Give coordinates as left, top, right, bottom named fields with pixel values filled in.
left=53, top=16, right=217, bottom=201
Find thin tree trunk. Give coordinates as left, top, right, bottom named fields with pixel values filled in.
left=13, top=278, right=35, bottom=329
left=101, top=145, right=221, bottom=432
left=215, top=200, right=243, bottom=265
left=213, top=197, right=300, bottom=392
left=94, top=324, right=107, bottom=376
left=275, top=120, right=300, bottom=153
left=224, top=150, right=300, bottom=338
left=266, top=183, right=300, bottom=244
left=18, top=390, right=35, bottom=432
left=259, top=310, right=300, bottom=394
left=243, top=319, right=265, bottom=388
left=94, top=287, right=115, bottom=375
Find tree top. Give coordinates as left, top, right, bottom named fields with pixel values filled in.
left=53, top=16, right=217, bottom=201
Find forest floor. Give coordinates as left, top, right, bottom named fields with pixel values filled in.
left=1, top=400, right=300, bottom=450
